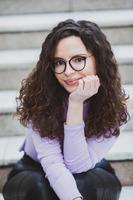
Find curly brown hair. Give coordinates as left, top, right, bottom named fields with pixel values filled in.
left=14, top=19, right=129, bottom=141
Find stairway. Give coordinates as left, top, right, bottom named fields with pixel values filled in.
left=0, top=0, right=133, bottom=199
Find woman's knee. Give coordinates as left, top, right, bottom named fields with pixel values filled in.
left=3, top=170, right=56, bottom=200
left=27, top=171, right=58, bottom=200
left=74, top=168, right=121, bottom=200
left=25, top=171, right=59, bottom=200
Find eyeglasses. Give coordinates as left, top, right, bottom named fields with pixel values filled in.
left=52, top=54, right=93, bottom=74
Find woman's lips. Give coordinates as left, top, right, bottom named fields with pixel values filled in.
left=64, top=78, right=81, bottom=86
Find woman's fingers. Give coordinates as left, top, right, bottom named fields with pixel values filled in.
left=83, top=75, right=100, bottom=94
left=69, top=75, right=100, bottom=103
left=77, top=79, right=83, bottom=91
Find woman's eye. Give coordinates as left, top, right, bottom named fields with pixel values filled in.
left=54, top=60, right=64, bottom=67
left=74, top=56, right=85, bottom=63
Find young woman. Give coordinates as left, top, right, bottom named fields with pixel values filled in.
left=3, top=19, right=129, bottom=200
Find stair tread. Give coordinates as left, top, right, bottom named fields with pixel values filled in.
left=0, top=9, right=133, bottom=33
left=0, top=90, right=18, bottom=113
left=0, top=136, right=24, bottom=166
left=0, top=84, right=133, bottom=113
left=106, top=131, right=133, bottom=160
left=0, top=130, right=133, bottom=167
left=0, top=45, right=133, bottom=69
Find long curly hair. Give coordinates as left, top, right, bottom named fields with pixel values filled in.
left=14, top=19, right=129, bottom=141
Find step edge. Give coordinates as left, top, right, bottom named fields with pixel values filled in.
left=0, top=45, right=133, bottom=68
left=0, top=9, right=133, bottom=32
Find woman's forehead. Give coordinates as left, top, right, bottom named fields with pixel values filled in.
left=54, top=36, right=89, bottom=58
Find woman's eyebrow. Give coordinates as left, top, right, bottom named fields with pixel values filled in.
left=72, top=53, right=88, bottom=57
left=54, top=54, right=88, bottom=60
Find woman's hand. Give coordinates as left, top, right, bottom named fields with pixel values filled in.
left=69, top=75, right=100, bottom=103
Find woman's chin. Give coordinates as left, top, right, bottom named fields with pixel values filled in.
left=64, top=85, right=78, bottom=93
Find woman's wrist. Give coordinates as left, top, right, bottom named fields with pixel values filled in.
left=66, top=98, right=83, bottom=125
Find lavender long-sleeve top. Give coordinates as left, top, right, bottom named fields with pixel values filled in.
left=19, top=100, right=117, bottom=200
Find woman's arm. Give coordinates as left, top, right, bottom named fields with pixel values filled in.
left=30, top=127, right=83, bottom=200
left=64, top=122, right=117, bottom=173
left=64, top=96, right=117, bottom=173
left=64, top=89, right=133, bottom=173
left=64, top=95, right=133, bottom=174
left=66, top=98, right=83, bottom=125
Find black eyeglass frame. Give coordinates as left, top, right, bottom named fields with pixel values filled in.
left=51, top=54, right=93, bottom=74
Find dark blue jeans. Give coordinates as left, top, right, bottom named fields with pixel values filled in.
left=2, top=154, right=121, bottom=200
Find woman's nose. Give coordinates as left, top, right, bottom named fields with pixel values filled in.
left=64, top=62, right=75, bottom=76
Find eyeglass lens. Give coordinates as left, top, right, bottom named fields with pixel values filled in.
left=53, top=55, right=86, bottom=74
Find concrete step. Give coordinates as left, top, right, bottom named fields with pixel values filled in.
left=0, top=45, right=132, bottom=67
left=0, top=114, right=26, bottom=137
left=0, top=193, right=3, bottom=200
left=0, top=10, right=133, bottom=32
left=0, top=131, right=133, bottom=192
left=0, top=63, right=132, bottom=90
left=0, top=66, right=131, bottom=90
left=0, top=131, right=132, bottom=166
left=0, top=45, right=133, bottom=90
left=120, top=186, right=133, bottom=200
left=107, top=130, right=133, bottom=187
left=1, top=26, right=133, bottom=50
left=106, top=131, right=133, bottom=161
left=0, top=136, right=24, bottom=166
left=0, top=111, right=133, bottom=138
left=0, top=22, right=133, bottom=50
left=0, top=84, right=132, bottom=137
left=0, top=90, right=18, bottom=113
left=0, top=107, right=132, bottom=137
left=0, top=9, right=133, bottom=50
left=0, top=0, right=133, bottom=15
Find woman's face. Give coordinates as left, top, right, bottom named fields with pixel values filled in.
left=54, top=36, right=96, bottom=93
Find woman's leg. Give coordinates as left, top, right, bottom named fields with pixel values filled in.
left=73, top=160, right=121, bottom=200
left=3, top=155, right=121, bottom=200
left=3, top=170, right=59, bottom=200
left=2, top=155, right=59, bottom=200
